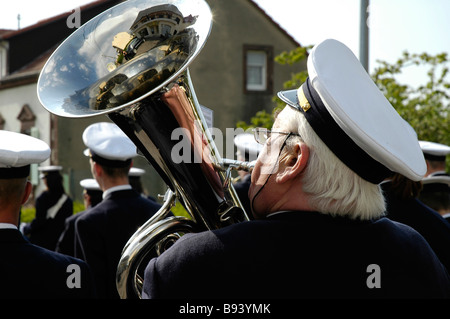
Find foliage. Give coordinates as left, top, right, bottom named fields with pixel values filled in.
left=371, top=51, right=450, bottom=146
left=236, top=110, right=275, bottom=130
left=73, top=201, right=86, bottom=214
left=20, top=206, right=37, bottom=224
left=274, top=45, right=312, bottom=91
left=171, top=200, right=191, bottom=219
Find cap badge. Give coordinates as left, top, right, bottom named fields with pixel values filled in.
left=298, top=87, right=311, bottom=112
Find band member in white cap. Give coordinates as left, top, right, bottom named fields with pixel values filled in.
left=128, top=167, right=147, bottom=197
left=56, top=178, right=103, bottom=256
left=420, top=175, right=450, bottom=221
left=418, top=140, right=450, bottom=220
left=22, top=165, right=73, bottom=251
left=381, top=172, right=450, bottom=273
left=419, top=140, right=450, bottom=177
left=79, top=178, right=104, bottom=209
left=142, top=39, right=450, bottom=299
left=0, top=130, right=96, bottom=298
left=75, top=122, right=161, bottom=299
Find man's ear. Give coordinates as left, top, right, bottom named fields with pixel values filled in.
left=93, top=162, right=103, bottom=177
left=276, top=143, right=309, bottom=184
left=21, top=181, right=33, bottom=205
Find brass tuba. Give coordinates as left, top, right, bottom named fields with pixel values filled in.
left=37, top=0, right=254, bottom=298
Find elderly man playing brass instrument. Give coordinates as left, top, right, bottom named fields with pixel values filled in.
left=142, top=39, right=450, bottom=299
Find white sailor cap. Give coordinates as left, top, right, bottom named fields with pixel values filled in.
left=0, top=130, right=50, bottom=179
left=38, top=165, right=62, bottom=172
left=421, top=175, right=450, bottom=194
left=82, top=122, right=137, bottom=167
left=38, top=165, right=63, bottom=179
left=277, top=39, right=426, bottom=183
left=419, top=141, right=450, bottom=161
left=234, top=133, right=263, bottom=161
left=129, top=167, right=146, bottom=177
left=422, top=175, right=450, bottom=186
left=80, top=178, right=101, bottom=191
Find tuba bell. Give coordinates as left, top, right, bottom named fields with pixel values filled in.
left=37, top=0, right=254, bottom=298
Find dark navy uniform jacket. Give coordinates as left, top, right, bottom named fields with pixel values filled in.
left=23, top=191, right=73, bottom=250
left=75, top=188, right=161, bottom=299
left=382, top=181, right=450, bottom=273
left=56, top=211, right=87, bottom=257
left=142, top=211, right=450, bottom=299
left=0, top=228, right=96, bottom=299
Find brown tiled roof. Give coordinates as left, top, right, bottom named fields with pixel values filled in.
left=19, top=45, right=57, bottom=74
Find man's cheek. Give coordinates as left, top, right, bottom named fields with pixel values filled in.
left=258, top=147, right=281, bottom=175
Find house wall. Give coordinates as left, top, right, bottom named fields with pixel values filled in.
left=0, top=83, right=50, bottom=135
left=0, top=82, right=52, bottom=201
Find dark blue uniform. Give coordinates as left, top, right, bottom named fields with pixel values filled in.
left=143, top=211, right=450, bottom=299
left=0, top=228, right=96, bottom=299
left=23, top=191, right=73, bottom=250
left=56, top=211, right=87, bottom=257
left=382, top=180, right=450, bottom=272
left=75, top=188, right=161, bottom=299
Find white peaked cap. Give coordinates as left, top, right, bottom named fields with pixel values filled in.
left=82, top=122, right=137, bottom=163
left=80, top=178, right=101, bottom=190
left=278, top=39, right=426, bottom=183
left=0, top=130, right=50, bottom=167
left=38, top=165, right=63, bottom=179
left=422, top=175, right=450, bottom=186
left=0, top=130, right=50, bottom=178
left=129, top=167, right=146, bottom=177
left=419, top=140, right=450, bottom=159
left=38, top=165, right=63, bottom=172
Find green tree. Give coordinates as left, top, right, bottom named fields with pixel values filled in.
left=371, top=51, right=450, bottom=146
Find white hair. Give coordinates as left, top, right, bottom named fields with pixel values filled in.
left=278, top=106, right=386, bottom=220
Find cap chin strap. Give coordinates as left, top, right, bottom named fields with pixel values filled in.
left=250, top=134, right=292, bottom=217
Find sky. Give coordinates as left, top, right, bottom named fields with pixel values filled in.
left=1, top=0, right=449, bottom=84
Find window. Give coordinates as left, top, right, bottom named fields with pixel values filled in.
left=247, top=51, right=266, bottom=90
left=243, top=45, right=273, bottom=93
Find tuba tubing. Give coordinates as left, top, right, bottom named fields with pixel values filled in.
left=37, top=0, right=252, bottom=299
left=116, top=189, right=199, bottom=298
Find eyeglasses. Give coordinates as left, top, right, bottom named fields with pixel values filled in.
left=252, top=127, right=301, bottom=145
